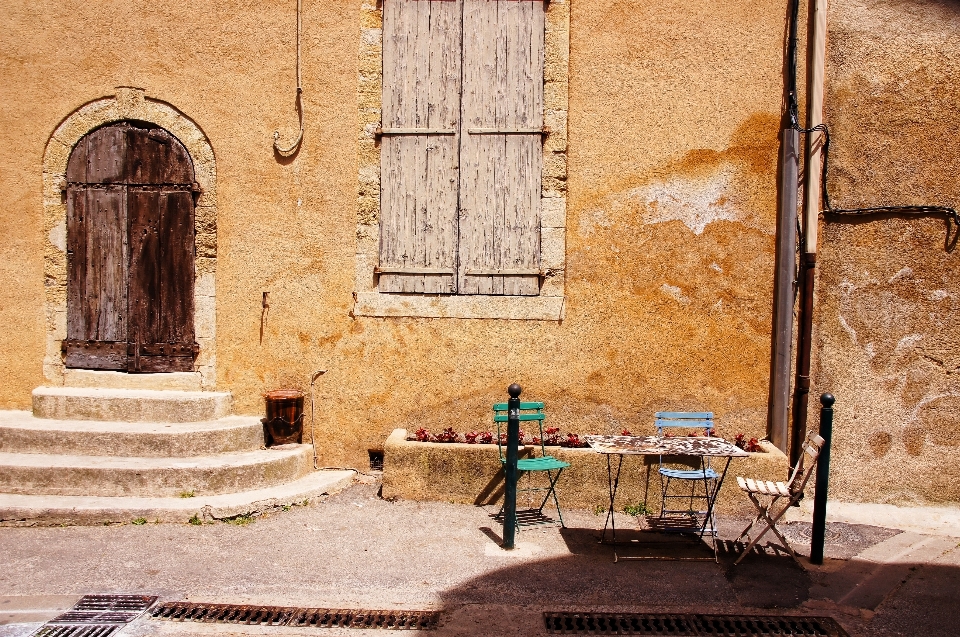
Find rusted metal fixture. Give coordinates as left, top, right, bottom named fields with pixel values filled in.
left=543, top=612, right=849, bottom=636
left=810, top=392, right=835, bottom=565
left=263, top=389, right=305, bottom=447
left=151, top=602, right=440, bottom=630
left=790, top=253, right=817, bottom=469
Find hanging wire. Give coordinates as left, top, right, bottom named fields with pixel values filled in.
left=273, top=0, right=304, bottom=157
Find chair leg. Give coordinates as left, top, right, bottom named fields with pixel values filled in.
left=736, top=492, right=768, bottom=543
left=734, top=493, right=784, bottom=566
left=659, top=473, right=670, bottom=517
left=546, top=469, right=565, bottom=528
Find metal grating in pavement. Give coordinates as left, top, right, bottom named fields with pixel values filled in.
left=543, top=613, right=850, bottom=636
left=151, top=602, right=440, bottom=630
left=33, top=595, right=158, bottom=637
left=33, top=626, right=121, bottom=637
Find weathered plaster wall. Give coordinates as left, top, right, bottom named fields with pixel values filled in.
left=816, top=0, right=960, bottom=505
left=1, top=2, right=785, bottom=471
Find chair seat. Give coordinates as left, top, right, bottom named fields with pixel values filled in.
left=659, top=467, right=718, bottom=480
left=736, top=476, right=791, bottom=497
left=501, top=456, right=570, bottom=471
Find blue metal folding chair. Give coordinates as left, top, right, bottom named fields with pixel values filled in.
left=655, top=412, right=719, bottom=537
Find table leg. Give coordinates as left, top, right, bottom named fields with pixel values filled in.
left=599, top=453, right=624, bottom=546
left=699, top=455, right=733, bottom=562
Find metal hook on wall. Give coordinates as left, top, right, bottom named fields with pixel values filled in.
left=273, top=0, right=304, bottom=158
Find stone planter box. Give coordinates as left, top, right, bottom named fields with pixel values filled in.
left=382, top=429, right=789, bottom=516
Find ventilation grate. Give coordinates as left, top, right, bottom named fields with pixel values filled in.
left=368, top=450, right=385, bottom=472
left=543, top=613, right=849, bottom=636
left=151, top=602, right=440, bottom=630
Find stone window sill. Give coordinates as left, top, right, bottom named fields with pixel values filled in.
left=352, top=292, right=565, bottom=320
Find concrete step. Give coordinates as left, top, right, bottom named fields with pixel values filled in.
left=0, top=469, right=355, bottom=526
left=33, top=387, right=232, bottom=422
left=0, top=445, right=314, bottom=498
left=0, top=411, right=264, bottom=457
left=63, top=369, right=202, bottom=391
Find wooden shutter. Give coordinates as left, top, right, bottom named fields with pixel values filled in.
left=458, top=0, right=544, bottom=296
left=379, top=0, right=462, bottom=293
left=64, top=122, right=197, bottom=373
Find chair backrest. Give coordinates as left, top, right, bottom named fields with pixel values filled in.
left=786, top=430, right=826, bottom=494
left=493, top=401, right=547, bottom=462
left=655, top=412, right=715, bottom=471
left=655, top=412, right=714, bottom=436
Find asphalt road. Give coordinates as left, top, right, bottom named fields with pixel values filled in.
left=2, top=478, right=958, bottom=637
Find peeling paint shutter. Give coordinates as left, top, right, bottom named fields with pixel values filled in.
left=458, top=0, right=543, bottom=296
left=379, top=0, right=462, bottom=294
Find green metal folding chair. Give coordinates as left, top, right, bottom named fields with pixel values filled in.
left=493, top=401, right=569, bottom=527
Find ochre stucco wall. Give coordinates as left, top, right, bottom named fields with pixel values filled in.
left=3, top=2, right=785, bottom=471
left=816, top=0, right=960, bottom=505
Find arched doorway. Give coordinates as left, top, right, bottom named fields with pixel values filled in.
left=63, top=121, right=199, bottom=373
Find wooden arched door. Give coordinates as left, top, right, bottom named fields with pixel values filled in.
left=64, top=121, right=199, bottom=372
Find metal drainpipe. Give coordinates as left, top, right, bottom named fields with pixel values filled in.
left=770, top=0, right=801, bottom=453
left=791, top=0, right=828, bottom=468
left=769, top=126, right=798, bottom=453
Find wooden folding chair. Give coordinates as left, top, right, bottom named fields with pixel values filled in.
left=733, top=430, right=825, bottom=566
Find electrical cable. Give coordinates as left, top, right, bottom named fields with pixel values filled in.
left=782, top=0, right=958, bottom=236
left=309, top=369, right=326, bottom=470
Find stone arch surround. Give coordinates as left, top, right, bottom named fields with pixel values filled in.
left=41, top=87, right=218, bottom=388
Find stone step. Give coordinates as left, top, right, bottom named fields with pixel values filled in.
left=62, top=369, right=203, bottom=391
left=0, top=411, right=264, bottom=457
left=0, top=469, right=355, bottom=526
left=0, top=446, right=314, bottom=498
left=33, top=387, right=233, bottom=422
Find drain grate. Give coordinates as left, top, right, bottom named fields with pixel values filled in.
left=151, top=602, right=440, bottom=630
left=543, top=613, right=849, bottom=636
left=34, top=595, right=158, bottom=637
left=33, top=626, right=121, bottom=637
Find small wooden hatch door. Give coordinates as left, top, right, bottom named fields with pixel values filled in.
left=64, top=121, right=198, bottom=373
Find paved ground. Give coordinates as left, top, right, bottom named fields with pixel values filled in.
left=2, top=476, right=958, bottom=637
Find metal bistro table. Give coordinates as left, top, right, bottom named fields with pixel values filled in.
left=585, top=435, right=749, bottom=562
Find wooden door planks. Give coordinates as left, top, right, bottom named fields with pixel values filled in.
left=127, top=188, right=196, bottom=373
left=380, top=0, right=460, bottom=294
left=65, top=186, right=129, bottom=370
left=64, top=121, right=197, bottom=373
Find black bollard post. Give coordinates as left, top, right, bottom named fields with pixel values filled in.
left=502, top=383, right=522, bottom=549
left=810, top=392, right=834, bottom=565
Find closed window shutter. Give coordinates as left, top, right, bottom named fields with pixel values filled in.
left=379, top=0, right=462, bottom=294
left=458, top=0, right=544, bottom=296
